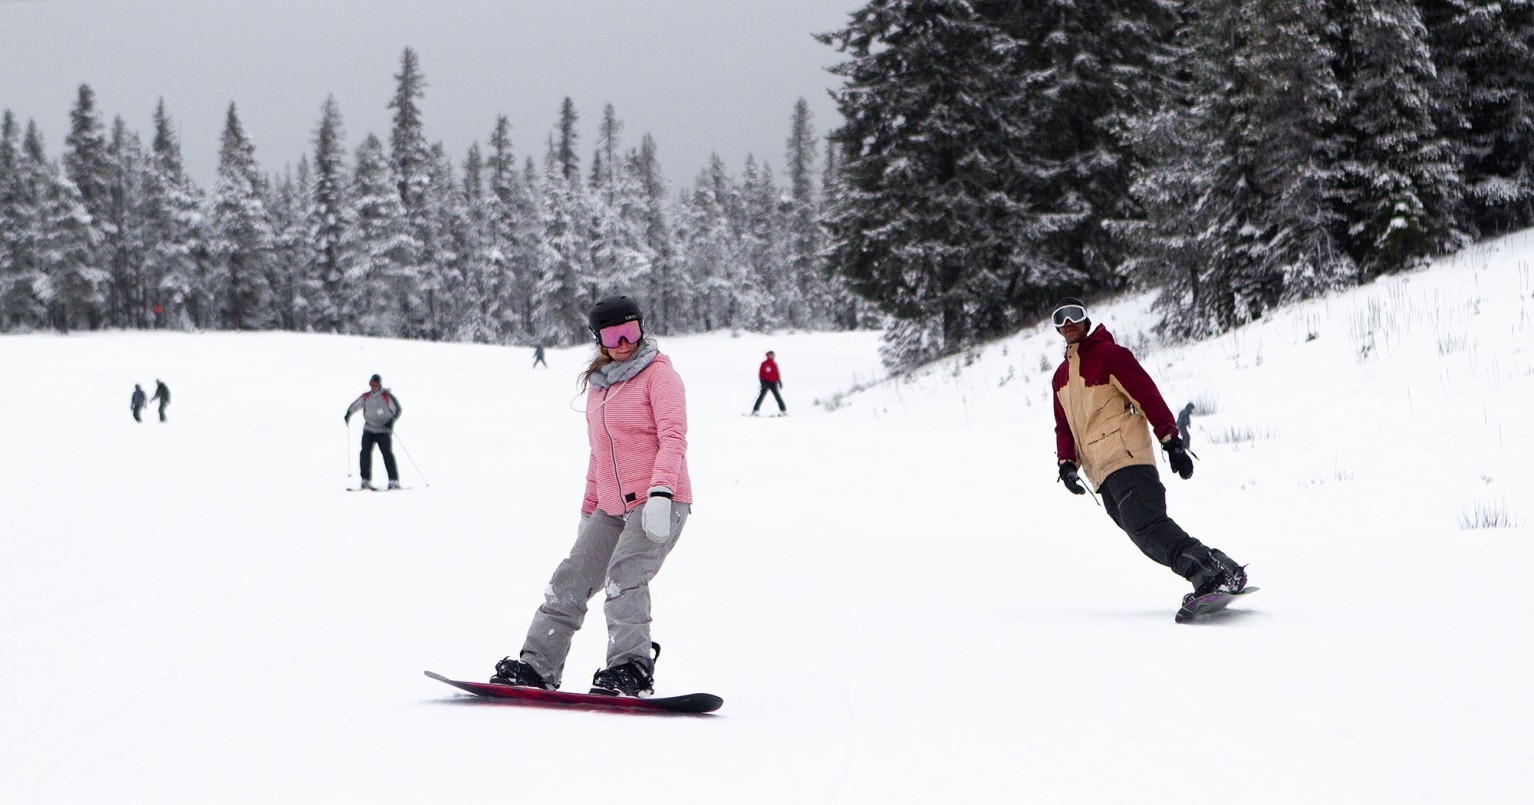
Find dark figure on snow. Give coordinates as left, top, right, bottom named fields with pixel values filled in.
left=344, top=374, right=402, bottom=490
left=149, top=380, right=171, bottom=423
left=1176, top=402, right=1195, bottom=450
left=532, top=343, right=548, bottom=369
left=130, top=384, right=146, bottom=423
left=490, top=295, right=693, bottom=698
left=1049, top=298, right=1247, bottom=609
left=750, top=350, right=787, bottom=416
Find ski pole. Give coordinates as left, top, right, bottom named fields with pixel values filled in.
left=345, top=419, right=353, bottom=478
left=393, top=431, right=430, bottom=487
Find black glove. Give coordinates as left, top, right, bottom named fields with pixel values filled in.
left=1058, top=462, right=1086, bottom=495
left=1163, top=435, right=1194, bottom=479
left=344, top=414, right=351, bottom=424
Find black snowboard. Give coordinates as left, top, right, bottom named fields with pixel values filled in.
left=425, top=671, right=723, bottom=714
left=1175, top=586, right=1260, bottom=623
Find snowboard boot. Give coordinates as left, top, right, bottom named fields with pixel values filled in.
left=490, top=657, right=556, bottom=689
left=1182, top=548, right=1247, bottom=607
left=387, top=480, right=402, bottom=490
left=591, top=642, right=660, bottom=697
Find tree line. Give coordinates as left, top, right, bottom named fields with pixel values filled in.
left=821, top=0, right=1534, bottom=365
left=8, top=2, right=1534, bottom=370
left=0, top=48, right=855, bottom=344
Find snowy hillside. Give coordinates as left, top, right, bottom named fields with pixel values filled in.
left=2, top=233, right=1531, bottom=803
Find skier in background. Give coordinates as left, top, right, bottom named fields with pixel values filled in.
left=749, top=350, right=787, bottom=416
left=1048, top=297, right=1247, bottom=609
left=490, top=295, right=692, bottom=698
left=149, top=379, right=171, bottom=422
left=1176, top=402, right=1195, bottom=450
left=130, top=384, right=146, bottom=422
left=343, top=374, right=402, bottom=490
left=532, top=343, right=548, bottom=368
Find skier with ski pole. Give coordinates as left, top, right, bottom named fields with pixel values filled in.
left=489, top=295, right=693, bottom=697
left=1048, top=297, right=1250, bottom=616
left=343, top=374, right=403, bottom=491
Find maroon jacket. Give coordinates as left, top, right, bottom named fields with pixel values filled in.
left=1051, top=325, right=1179, bottom=486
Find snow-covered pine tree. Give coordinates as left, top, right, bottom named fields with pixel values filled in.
left=349, top=133, right=420, bottom=337
left=105, top=117, right=149, bottom=327
left=1334, top=0, right=1466, bottom=280
left=629, top=134, right=678, bottom=336
left=207, top=103, right=275, bottom=330
left=533, top=114, right=601, bottom=345
left=27, top=123, right=106, bottom=332
left=0, top=115, right=50, bottom=330
left=311, top=95, right=357, bottom=334
left=784, top=98, right=828, bottom=329
left=418, top=143, right=462, bottom=340
left=587, top=105, right=653, bottom=305
left=485, top=117, right=541, bottom=341
left=142, top=100, right=205, bottom=331
left=985, top=0, right=1182, bottom=293
left=1230, top=0, right=1353, bottom=312
left=1419, top=0, right=1534, bottom=236
left=818, top=0, right=1057, bottom=366
left=388, top=47, right=435, bottom=337
left=269, top=159, right=321, bottom=331
left=62, top=84, right=112, bottom=329
left=740, top=155, right=785, bottom=330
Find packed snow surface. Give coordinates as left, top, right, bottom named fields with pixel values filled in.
left=3, top=234, right=1532, bottom=803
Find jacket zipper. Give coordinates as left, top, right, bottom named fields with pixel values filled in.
left=601, top=384, right=626, bottom=509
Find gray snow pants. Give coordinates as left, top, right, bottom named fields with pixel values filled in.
left=1098, top=464, right=1228, bottom=587
left=518, top=501, right=690, bottom=687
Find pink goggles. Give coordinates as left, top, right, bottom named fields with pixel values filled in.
left=597, top=320, right=642, bottom=348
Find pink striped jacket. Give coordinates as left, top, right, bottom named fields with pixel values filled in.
left=582, top=353, right=692, bottom=517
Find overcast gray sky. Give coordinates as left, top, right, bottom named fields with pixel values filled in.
left=1, top=0, right=861, bottom=187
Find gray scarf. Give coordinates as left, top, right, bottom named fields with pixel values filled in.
left=589, top=339, right=660, bottom=389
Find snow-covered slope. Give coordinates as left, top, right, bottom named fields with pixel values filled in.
left=2, top=234, right=1530, bottom=803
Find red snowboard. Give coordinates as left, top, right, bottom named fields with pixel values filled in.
left=425, top=671, right=723, bottom=714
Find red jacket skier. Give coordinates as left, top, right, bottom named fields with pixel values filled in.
left=751, top=350, right=787, bottom=416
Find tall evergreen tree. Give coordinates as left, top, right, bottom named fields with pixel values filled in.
left=631, top=134, right=679, bottom=335
left=350, top=133, right=419, bottom=337
left=105, top=117, right=149, bottom=327
left=26, top=122, right=106, bottom=332
left=1335, top=0, right=1466, bottom=279
left=554, top=98, right=581, bottom=185
left=784, top=98, right=827, bottom=328
left=0, top=115, right=51, bottom=329
left=1419, top=0, right=1534, bottom=236
left=208, top=103, right=275, bottom=329
left=819, top=0, right=1061, bottom=365
left=142, top=100, right=205, bottom=330
left=311, top=95, right=356, bottom=333
left=982, top=0, right=1182, bottom=292
left=62, top=84, right=112, bottom=328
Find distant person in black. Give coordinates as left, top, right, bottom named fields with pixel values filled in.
left=533, top=344, right=548, bottom=368
left=130, top=384, right=146, bottom=422
left=149, top=380, right=171, bottom=422
left=1176, top=402, right=1195, bottom=450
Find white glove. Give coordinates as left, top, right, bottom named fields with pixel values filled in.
left=642, top=486, right=674, bottom=542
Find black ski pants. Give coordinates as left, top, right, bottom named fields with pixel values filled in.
left=752, top=380, right=786, bottom=413
left=1097, top=464, right=1215, bottom=582
left=360, top=430, right=400, bottom=482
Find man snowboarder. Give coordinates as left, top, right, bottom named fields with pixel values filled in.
left=149, top=380, right=171, bottom=422
left=750, top=350, right=787, bottom=416
left=130, top=384, right=146, bottom=422
left=344, top=374, right=403, bottom=490
left=1048, top=297, right=1247, bottom=609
